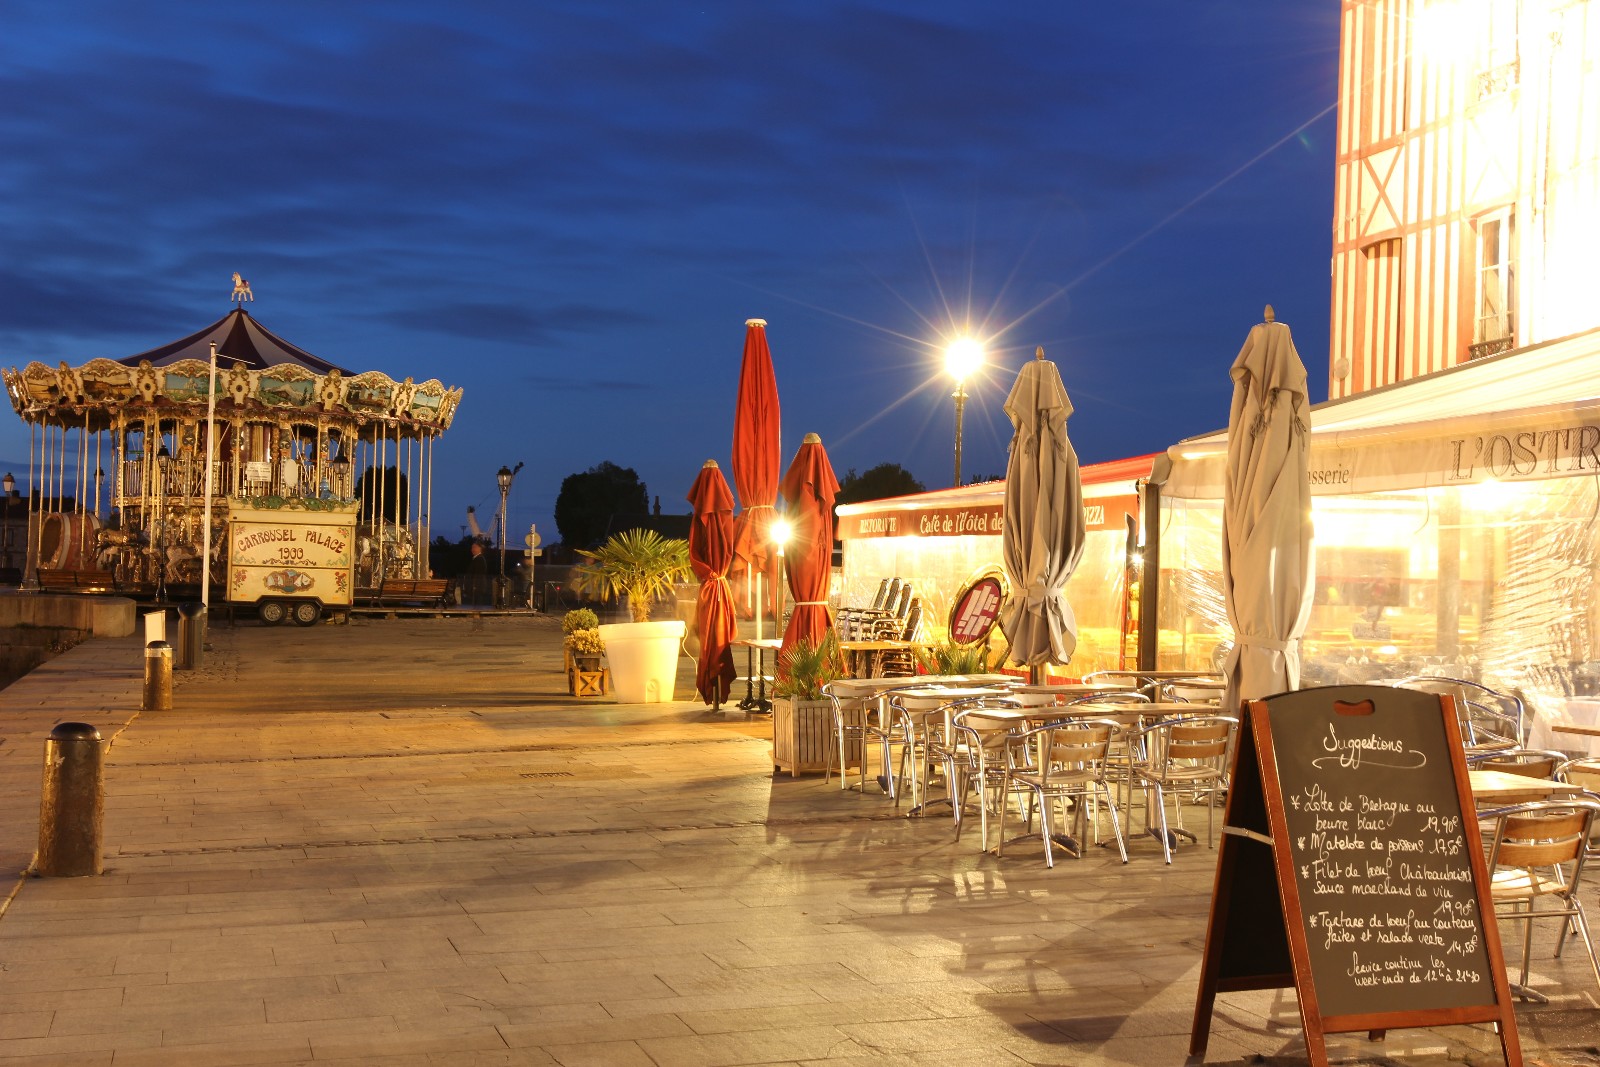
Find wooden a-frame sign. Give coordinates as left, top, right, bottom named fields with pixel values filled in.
left=1189, top=684, right=1521, bottom=1066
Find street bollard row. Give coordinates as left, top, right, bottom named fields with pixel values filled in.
left=33, top=616, right=193, bottom=878
left=34, top=722, right=103, bottom=877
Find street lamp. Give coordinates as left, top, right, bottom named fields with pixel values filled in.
left=945, top=337, right=984, bottom=486
left=330, top=452, right=350, bottom=501
left=495, top=462, right=524, bottom=607
left=1, top=473, right=14, bottom=575
left=742, top=517, right=793, bottom=714
left=154, top=444, right=171, bottom=601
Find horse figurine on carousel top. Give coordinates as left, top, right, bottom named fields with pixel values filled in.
left=231, top=272, right=253, bottom=303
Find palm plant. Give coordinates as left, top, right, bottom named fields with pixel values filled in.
left=915, top=639, right=991, bottom=676
left=773, top=634, right=844, bottom=701
left=570, top=529, right=693, bottom=623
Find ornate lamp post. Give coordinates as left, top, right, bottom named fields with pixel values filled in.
left=495, top=461, right=523, bottom=606
left=330, top=453, right=351, bottom=501
left=1, top=473, right=15, bottom=575
left=154, top=444, right=171, bottom=601
left=945, top=337, right=984, bottom=487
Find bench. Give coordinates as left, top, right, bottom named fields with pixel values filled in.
left=374, top=577, right=454, bottom=609
left=37, top=568, right=120, bottom=594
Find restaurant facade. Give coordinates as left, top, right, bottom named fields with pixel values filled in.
left=835, top=455, right=1154, bottom=678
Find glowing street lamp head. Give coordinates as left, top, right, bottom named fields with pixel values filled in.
left=770, top=518, right=793, bottom=547
left=945, top=336, right=985, bottom=382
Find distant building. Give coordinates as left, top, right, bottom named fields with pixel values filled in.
left=1331, top=0, right=1600, bottom=396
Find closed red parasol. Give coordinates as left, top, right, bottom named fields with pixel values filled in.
left=779, top=433, right=841, bottom=656
left=730, top=318, right=782, bottom=624
left=687, top=459, right=738, bottom=707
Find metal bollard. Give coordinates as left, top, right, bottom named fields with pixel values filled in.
left=143, top=640, right=173, bottom=711
left=34, top=722, right=104, bottom=877
left=176, top=603, right=205, bottom=670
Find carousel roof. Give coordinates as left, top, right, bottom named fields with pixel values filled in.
left=117, top=308, right=349, bottom=375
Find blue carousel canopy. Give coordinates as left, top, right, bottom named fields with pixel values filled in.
left=117, top=307, right=349, bottom=375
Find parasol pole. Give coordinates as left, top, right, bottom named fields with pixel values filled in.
left=201, top=341, right=219, bottom=610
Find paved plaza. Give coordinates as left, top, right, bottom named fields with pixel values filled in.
left=0, top=614, right=1596, bottom=1065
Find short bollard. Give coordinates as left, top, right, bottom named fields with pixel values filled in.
left=34, top=722, right=104, bottom=877
left=176, top=603, right=205, bottom=670
left=143, top=640, right=173, bottom=711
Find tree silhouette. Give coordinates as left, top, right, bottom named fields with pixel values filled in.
left=554, top=461, right=648, bottom=549
left=836, top=463, right=925, bottom=507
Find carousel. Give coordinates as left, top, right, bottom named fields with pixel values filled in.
left=1, top=278, right=463, bottom=607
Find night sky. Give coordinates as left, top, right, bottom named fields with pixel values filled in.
left=0, top=2, right=1340, bottom=545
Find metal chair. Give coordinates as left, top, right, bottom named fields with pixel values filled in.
left=1556, top=756, right=1600, bottom=799
left=1479, top=798, right=1600, bottom=998
left=822, top=682, right=880, bottom=795
left=875, top=599, right=922, bottom=679
left=869, top=577, right=892, bottom=611
left=1472, top=748, right=1571, bottom=779
left=943, top=704, right=1027, bottom=852
left=999, top=719, right=1129, bottom=867
left=1129, top=715, right=1237, bottom=864
left=1388, top=676, right=1526, bottom=753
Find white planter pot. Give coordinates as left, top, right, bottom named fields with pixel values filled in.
left=597, top=620, right=685, bottom=703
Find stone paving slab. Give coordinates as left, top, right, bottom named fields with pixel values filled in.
left=0, top=614, right=1596, bottom=1064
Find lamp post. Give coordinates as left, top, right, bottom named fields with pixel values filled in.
left=1, top=473, right=15, bottom=575
left=330, top=452, right=350, bottom=501
left=154, top=444, right=171, bottom=601
left=495, top=462, right=523, bottom=607
left=945, top=337, right=984, bottom=487
left=744, top=517, right=792, bottom=714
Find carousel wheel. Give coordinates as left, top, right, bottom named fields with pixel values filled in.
left=291, top=600, right=322, bottom=627
left=258, top=599, right=288, bottom=626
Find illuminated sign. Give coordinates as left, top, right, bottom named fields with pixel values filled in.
left=949, top=571, right=1006, bottom=646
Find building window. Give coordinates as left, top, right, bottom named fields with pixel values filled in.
left=1477, top=0, right=1520, bottom=99
left=1472, top=209, right=1516, bottom=359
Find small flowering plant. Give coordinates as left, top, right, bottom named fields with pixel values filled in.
left=562, top=608, right=599, bottom=635
left=564, top=626, right=605, bottom=658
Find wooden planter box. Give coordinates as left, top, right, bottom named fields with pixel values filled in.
left=565, top=651, right=609, bottom=696
left=773, top=697, right=860, bottom=777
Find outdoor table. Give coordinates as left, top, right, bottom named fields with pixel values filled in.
left=1008, top=681, right=1135, bottom=704
left=836, top=639, right=930, bottom=678
left=1159, top=677, right=1227, bottom=703
left=1468, top=768, right=1571, bottom=803
left=1068, top=702, right=1231, bottom=852
left=888, top=686, right=1010, bottom=815
left=1088, top=670, right=1226, bottom=683
left=1550, top=716, right=1600, bottom=758
left=823, top=676, right=1015, bottom=794
left=734, top=638, right=782, bottom=714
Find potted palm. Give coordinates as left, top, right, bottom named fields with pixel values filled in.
left=915, top=639, right=993, bottom=676
left=772, top=634, right=849, bottom=776
left=570, top=529, right=693, bottom=702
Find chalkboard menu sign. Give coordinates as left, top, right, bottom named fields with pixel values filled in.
left=1190, top=685, right=1521, bottom=1067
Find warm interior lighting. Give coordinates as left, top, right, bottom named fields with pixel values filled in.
left=1414, top=0, right=1470, bottom=66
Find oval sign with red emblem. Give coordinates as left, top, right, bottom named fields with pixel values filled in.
left=948, top=570, right=1006, bottom=647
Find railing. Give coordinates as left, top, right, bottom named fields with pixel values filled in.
left=1469, top=336, right=1515, bottom=360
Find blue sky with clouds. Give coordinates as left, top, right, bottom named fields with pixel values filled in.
left=0, top=1, right=1339, bottom=542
